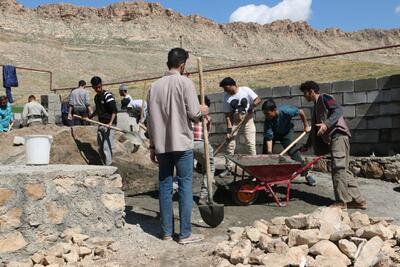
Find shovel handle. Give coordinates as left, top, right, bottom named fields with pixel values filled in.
left=279, top=131, right=307, bottom=156
left=72, top=114, right=126, bottom=133
left=213, top=115, right=248, bottom=156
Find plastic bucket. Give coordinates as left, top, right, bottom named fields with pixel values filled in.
left=25, top=135, right=53, bottom=165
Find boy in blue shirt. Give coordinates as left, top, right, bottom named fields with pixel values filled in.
left=262, top=98, right=316, bottom=186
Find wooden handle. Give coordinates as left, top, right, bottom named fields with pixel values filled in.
left=72, top=114, right=126, bottom=133
left=197, top=57, right=213, bottom=203
left=140, top=81, right=147, bottom=124
left=7, top=122, right=14, bottom=132
left=279, top=131, right=307, bottom=156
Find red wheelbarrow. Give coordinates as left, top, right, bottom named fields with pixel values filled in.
left=226, top=154, right=323, bottom=207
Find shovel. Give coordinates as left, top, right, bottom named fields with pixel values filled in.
left=72, top=114, right=144, bottom=146
left=279, top=131, right=307, bottom=156
left=213, top=114, right=248, bottom=156
left=197, top=57, right=224, bottom=228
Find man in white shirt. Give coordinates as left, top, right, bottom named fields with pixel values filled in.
left=119, top=84, right=147, bottom=123
left=219, top=77, right=261, bottom=177
left=22, top=95, right=48, bottom=126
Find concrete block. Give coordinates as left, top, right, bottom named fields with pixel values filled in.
left=356, top=104, right=380, bottom=117
left=343, top=92, right=367, bottom=105
left=255, top=122, right=264, bottom=132
left=351, top=130, right=379, bottom=143
left=379, top=129, right=392, bottom=142
left=380, top=103, right=400, bottom=115
left=272, top=86, right=290, bottom=97
left=347, top=117, right=367, bottom=130
left=255, top=88, right=273, bottom=98
left=392, top=129, right=400, bottom=142
left=292, top=119, right=305, bottom=131
left=209, top=134, right=225, bottom=145
left=367, top=117, right=392, bottom=129
left=40, top=95, right=49, bottom=108
left=331, top=93, right=343, bottom=105
left=214, top=102, right=225, bottom=113
left=210, top=113, right=225, bottom=123
left=256, top=133, right=264, bottom=144
left=290, top=85, right=303, bottom=96
left=354, top=78, right=378, bottom=92
left=319, top=83, right=332, bottom=94
left=332, top=80, right=354, bottom=93
left=280, top=96, right=301, bottom=107
left=390, top=88, right=400, bottom=101
left=214, top=123, right=227, bottom=133
left=342, top=105, right=356, bottom=118
left=350, top=143, right=374, bottom=157
left=392, top=116, right=400, bottom=128
left=208, top=93, right=223, bottom=103
left=367, top=89, right=391, bottom=103
left=301, top=107, right=312, bottom=119
left=377, top=74, right=400, bottom=89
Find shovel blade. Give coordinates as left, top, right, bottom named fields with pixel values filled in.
left=198, top=203, right=224, bottom=228
left=123, top=132, right=144, bottom=146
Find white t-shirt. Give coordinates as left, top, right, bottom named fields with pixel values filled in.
left=223, top=86, right=258, bottom=114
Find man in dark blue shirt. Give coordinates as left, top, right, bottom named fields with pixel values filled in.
left=262, top=98, right=316, bottom=186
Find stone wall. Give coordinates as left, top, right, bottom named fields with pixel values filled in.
left=0, top=165, right=125, bottom=261
left=41, top=94, right=62, bottom=124
left=208, top=74, right=400, bottom=157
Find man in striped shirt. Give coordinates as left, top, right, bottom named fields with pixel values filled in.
left=89, top=76, right=118, bottom=166
left=192, top=95, right=215, bottom=205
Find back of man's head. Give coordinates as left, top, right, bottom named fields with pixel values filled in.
left=300, top=81, right=320, bottom=93
left=78, top=80, right=86, bottom=87
left=167, top=48, right=189, bottom=69
left=28, top=95, right=36, bottom=102
left=219, top=77, right=236, bottom=87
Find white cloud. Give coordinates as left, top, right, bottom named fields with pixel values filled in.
left=395, top=5, right=400, bottom=14
left=229, top=0, right=312, bottom=25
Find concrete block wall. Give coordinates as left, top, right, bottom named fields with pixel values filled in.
left=208, top=74, right=400, bottom=156
left=41, top=94, right=62, bottom=124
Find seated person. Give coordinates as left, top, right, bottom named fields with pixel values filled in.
left=0, top=95, right=14, bottom=132
left=262, top=98, right=316, bottom=186
left=22, top=95, right=48, bottom=126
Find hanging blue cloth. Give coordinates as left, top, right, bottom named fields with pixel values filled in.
left=3, top=65, right=18, bottom=103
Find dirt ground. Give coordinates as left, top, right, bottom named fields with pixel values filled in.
left=118, top=163, right=400, bottom=267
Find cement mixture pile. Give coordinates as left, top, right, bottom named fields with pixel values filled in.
left=212, top=207, right=400, bottom=267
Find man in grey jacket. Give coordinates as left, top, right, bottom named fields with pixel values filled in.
left=22, top=95, right=48, bottom=126
left=147, top=48, right=208, bottom=244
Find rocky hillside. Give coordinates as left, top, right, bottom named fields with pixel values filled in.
left=0, top=0, right=399, bottom=97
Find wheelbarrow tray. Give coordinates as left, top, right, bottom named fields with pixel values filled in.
left=226, top=154, right=323, bottom=207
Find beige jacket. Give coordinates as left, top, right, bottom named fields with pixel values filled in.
left=148, top=70, right=202, bottom=154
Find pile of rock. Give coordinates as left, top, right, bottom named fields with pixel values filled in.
left=213, top=207, right=400, bottom=267
left=1, top=227, right=119, bottom=267
left=309, top=155, right=400, bottom=182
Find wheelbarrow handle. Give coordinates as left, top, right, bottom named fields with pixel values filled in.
left=293, top=156, right=324, bottom=177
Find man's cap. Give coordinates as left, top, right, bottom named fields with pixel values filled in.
left=119, top=84, right=128, bottom=91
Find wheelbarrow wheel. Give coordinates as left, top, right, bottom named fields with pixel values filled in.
left=232, top=181, right=259, bottom=206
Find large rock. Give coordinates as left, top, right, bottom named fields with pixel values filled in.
left=248, top=248, right=265, bottom=265
left=350, top=212, right=370, bottom=230
left=309, top=240, right=351, bottom=265
left=354, top=236, right=384, bottom=267
left=228, top=227, right=245, bottom=241
left=329, top=224, right=354, bottom=242
left=230, top=239, right=252, bottom=265
left=0, top=207, right=22, bottom=231
left=261, top=252, right=291, bottom=267
left=286, top=245, right=309, bottom=266
left=285, top=214, right=309, bottom=229
left=253, top=220, right=269, bottom=235
left=0, top=188, right=13, bottom=205
left=0, top=231, right=27, bottom=253
left=215, top=241, right=237, bottom=259
left=266, top=239, right=289, bottom=254
left=356, top=223, right=394, bottom=240
left=258, top=234, right=275, bottom=251
left=245, top=227, right=261, bottom=243
left=25, top=183, right=45, bottom=200
left=314, top=255, right=348, bottom=267
left=288, top=229, right=320, bottom=247
left=338, top=239, right=357, bottom=259
left=268, top=224, right=290, bottom=236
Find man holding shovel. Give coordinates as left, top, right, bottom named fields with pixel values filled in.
left=299, top=81, right=367, bottom=210
left=89, top=76, right=118, bottom=166
left=262, top=98, right=316, bottom=186
left=219, top=77, right=261, bottom=178
left=147, top=48, right=208, bottom=244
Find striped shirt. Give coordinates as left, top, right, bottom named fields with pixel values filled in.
left=192, top=115, right=211, bottom=141
left=94, top=90, right=118, bottom=124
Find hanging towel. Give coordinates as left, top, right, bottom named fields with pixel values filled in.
left=3, top=65, right=18, bottom=88
left=5, top=87, right=13, bottom=103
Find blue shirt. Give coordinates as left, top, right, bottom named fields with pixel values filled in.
left=264, top=105, right=300, bottom=140
left=0, top=102, right=13, bottom=132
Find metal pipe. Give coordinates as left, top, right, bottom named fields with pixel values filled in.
left=51, top=43, right=400, bottom=92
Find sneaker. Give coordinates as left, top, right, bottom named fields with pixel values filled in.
left=162, top=235, right=173, bottom=241
left=219, top=169, right=232, bottom=178
left=178, top=234, right=204, bottom=245
left=347, top=200, right=368, bottom=210
left=305, top=175, right=317, bottom=186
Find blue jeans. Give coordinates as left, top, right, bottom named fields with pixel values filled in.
left=157, top=150, right=193, bottom=239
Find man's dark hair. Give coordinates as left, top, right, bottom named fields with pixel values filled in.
left=197, top=95, right=211, bottom=107
left=299, top=81, right=320, bottom=93
left=167, top=48, right=189, bottom=69
left=219, top=77, right=236, bottom=87
left=78, top=80, right=86, bottom=87
left=262, top=99, right=277, bottom=112
left=90, top=76, right=102, bottom=87
left=28, top=95, right=36, bottom=101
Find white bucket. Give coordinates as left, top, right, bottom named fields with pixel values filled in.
left=25, top=135, right=53, bottom=165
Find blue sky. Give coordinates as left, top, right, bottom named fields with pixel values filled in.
left=19, top=0, right=400, bottom=31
